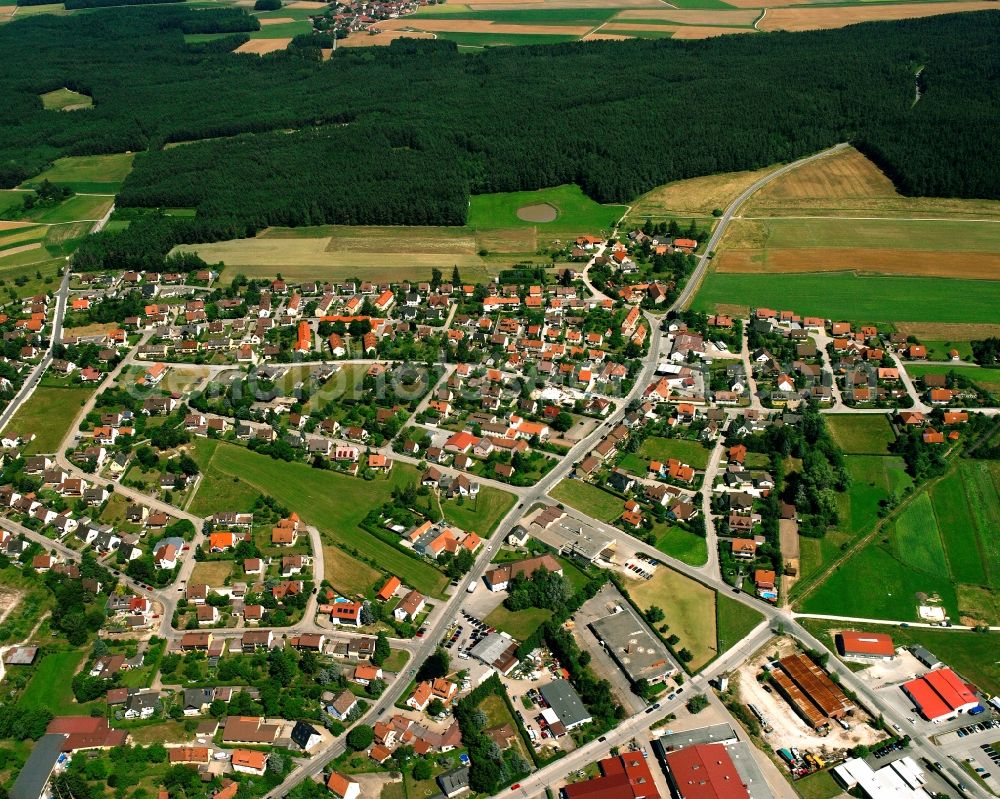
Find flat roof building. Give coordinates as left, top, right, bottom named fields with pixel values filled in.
left=664, top=743, right=752, bottom=799
left=590, top=595, right=678, bottom=685
left=539, top=679, right=592, bottom=732
left=526, top=506, right=615, bottom=563
left=11, top=733, right=64, bottom=799
left=833, top=756, right=931, bottom=799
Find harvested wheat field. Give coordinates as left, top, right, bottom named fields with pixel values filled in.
left=286, top=0, right=329, bottom=7
left=235, top=37, right=292, bottom=54
left=670, top=26, right=755, bottom=38
left=894, top=322, right=1000, bottom=341
left=0, top=242, right=42, bottom=259
left=338, top=30, right=436, bottom=46
left=469, top=0, right=664, bottom=8
left=723, top=0, right=809, bottom=7
left=628, top=164, right=780, bottom=220
left=0, top=220, right=36, bottom=231
left=759, top=1, right=998, bottom=31
left=747, top=146, right=1000, bottom=218
left=614, top=8, right=759, bottom=24
left=381, top=17, right=592, bottom=34
left=258, top=17, right=296, bottom=25
left=0, top=5, right=15, bottom=14
left=717, top=248, right=1000, bottom=280
left=581, top=31, right=632, bottom=40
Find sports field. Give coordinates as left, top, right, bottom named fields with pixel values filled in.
left=177, top=184, right=618, bottom=283
left=191, top=440, right=450, bottom=597
left=22, top=153, right=135, bottom=194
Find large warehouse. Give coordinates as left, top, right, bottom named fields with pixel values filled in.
left=771, top=653, right=855, bottom=730
left=902, top=668, right=979, bottom=723
left=664, top=743, right=752, bottom=799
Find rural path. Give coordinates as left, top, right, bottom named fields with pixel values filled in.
left=674, top=142, right=850, bottom=311
left=697, top=434, right=726, bottom=578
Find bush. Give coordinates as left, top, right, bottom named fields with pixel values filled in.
left=254, top=0, right=281, bottom=8
left=346, top=724, right=373, bottom=751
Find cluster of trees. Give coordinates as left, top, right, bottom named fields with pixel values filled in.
left=503, top=567, right=572, bottom=613
left=541, top=623, right=623, bottom=732
left=2, top=9, right=998, bottom=268
left=971, top=337, right=1000, bottom=367
left=0, top=705, right=52, bottom=740
left=20, top=179, right=72, bottom=211
left=893, top=426, right=948, bottom=481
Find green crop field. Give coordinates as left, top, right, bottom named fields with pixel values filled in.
left=5, top=385, right=93, bottom=454
left=890, top=493, right=949, bottom=578
left=432, top=31, right=581, bottom=47
left=550, top=478, right=623, bottom=523
left=825, top=414, right=894, bottom=455
left=249, top=20, right=312, bottom=38
left=192, top=440, right=449, bottom=597
left=802, top=618, right=1000, bottom=695
left=906, top=364, right=1000, bottom=395
left=40, top=87, right=92, bottom=111
left=467, top=184, right=627, bottom=238
left=23, top=152, right=135, bottom=193
left=440, top=485, right=516, bottom=536
left=414, top=8, right=614, bottom=24
left=692, top=272, right=1000, bottom=324
left=931, top=469, right=988, bottom=585
left=25, top=194, right=113, bottom=224
left=638, top=436, right=711, bottom=469
left=654, top=523, right=708, bottom=567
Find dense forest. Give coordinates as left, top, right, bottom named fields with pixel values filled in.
left=1, top=7, right=999, bottom=268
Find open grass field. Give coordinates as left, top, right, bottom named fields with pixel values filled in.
left=931, top=469, right=988, bottom=586
left=40, top=87, right=92, bottom=111
left=484, top=604, right=552, bottom=640
left=638, top=436, right=711, bottom=469
left=801, top=618, right=1000, bottom=695
left=323, top=544, right=382, bottom=597
left=19, top=650, right=97, bottom=715
left=440, top=485, right=516, bottom=536
left=5, top=385, right=93, bottom=454
left=192, top=440, right=450, bottom=596
left=692, top=272, right=1000, bottom=324
left=905, top=364, right=1000, bottom=395
left=337, top=30, right=437, bottom=46
left=625, top=567, right=717, bottom=670
left=894, top=322, right=1000, bottom=343
left=825, top=414, right=894, bottom=455
left=190, top=560, right=235, bottom=587
left=654, top=524, right=708, bottom=567
left=960, top=461, right=1000, bottom=589
left=889, top=493, right=949, bottom=578
left=23, top=153, right=134, bottom=194
left=715, top=593, right=764, bottom=655
left=26, top=194, right=113, bottom=225
left=468, top=184, right=627, bottom=237
left=550, top=478, right=623, bottom=523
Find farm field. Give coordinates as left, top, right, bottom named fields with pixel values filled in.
left=4, top=385, right=93, bottom=454
left=549, top=478, right=623, bottom=523
left=626, top=163, right=779, bottom=222
left=440, top=486, right=516, bottom=536
left=691, top=272, right=1000, bottom=324
left=191, top=440, right=450, bottom=597
left=800, top=618, right=1000, bottom=695
left=625, top=567, right=717, bottom=670
left=638, top=436, right=712, bottom=469
left=905, top=363, right=1000, bottom=396
left=22, top=153, right=135, bottom=194
left=824, top=414, right=894, bottom=455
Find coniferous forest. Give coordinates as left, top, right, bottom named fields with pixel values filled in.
left=1, top=7, right=998, bottom=270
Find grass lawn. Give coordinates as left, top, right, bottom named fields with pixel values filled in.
left=127, top=721, right=188, bottom=746
left=323, top=544, right=381, bottom=598
left=794, top=769, right=843, bottom=799
left=625, top=568, right=717, bottom=671
left=550, top=479, right=623, bottom=523
left=383, top=648, right=410, bottom=673
left=801, top=618, right=1000, bottom=695
left=19, top=650, right=99, bottom=715
left=467, top=184, right=627, bottom=238
left=638, top=436, right=711, bottom=469
left=40, top=87, right=92, bottom=111
left=484, top=604, right=552, bottom=641
left=906, top=363, right=1000, bottom=396
left=191, top=440, right=449, bottom=597
left=4, top=385, right=93, bottom=454
left=799, top=539, right=958, bottom=622
left=889, top=493, right=949, bottom=578
left=930, top=468, right=987, bottom=585
left=190, top=560, right=235, bottom=587
left=653, top=524, right=708, bottom=567
left=24, top=153, right=135, bottom=194
left=825, top=414, right=894, bottom=455
left=692, top=271, right=1000, bottom=324
left=477, top=692, right=531, bottom=763
left=715, top=593, right=764, bottom=655
left=441, top=486, right=516, bottom=536
left=963, top=461, right=1000, bottom=588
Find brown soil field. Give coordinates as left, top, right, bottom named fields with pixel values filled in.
left=716, top=248, right=1000, bottom=280
left=722, top=0, right=808, bottom=7
left=235, top=37, right=292, bottom=54
left=669, top=25, right=755, bottom=38
left=517, top=203, right=558, bottom=223
left=627, top=163, right=780, bottom=220
left=258, top=16, right=295, bottom=24
left=581, top=31, right=632, bottom=40
left=614, top=8, right=759, bottom=24
left=337, top=30, right=435, bottom=46
left=381, top=17, right=592, bottom=34
left=893, top=322, right=1000, bottom=341
left=0, top=220, right=36, bottom=231
left=747, top=146, right=1000, bottom=219
left=759, top=1, right=998, bottom=31
left=0, top=5, right=16, bottom=13
left=0, top=242, right=42, bottom=259
left=286, top=0, right=329, bottom=6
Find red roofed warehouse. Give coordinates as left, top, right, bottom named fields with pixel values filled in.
left=836, top=631, right=895, bottom=661
left=563, top=751, right=660, bottom=799
left=902, top=667, right=979, bottom=723
left=664, top=743, right=751, bottom=799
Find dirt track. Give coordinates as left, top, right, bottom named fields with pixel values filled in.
left=717, top=248, right=1000, bottom=280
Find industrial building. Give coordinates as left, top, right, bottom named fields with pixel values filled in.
left=833, top=756, right=932, bottom=799
left=539, top=679, right=592, bottom=734
left=836, top=631, right=896, bottom=661
left=653, top=728, right=774, bottom=799
left=468, top=632, right=519, bottom=675
left=525, top=505, right=616, bottom=563
left=663, top=743, right=753, bottom=799
left=901, top=667, right=979, bottom=723
left=771, top=653, right=854, bottom=730
left=563, top=751, right=660, bottom=799
left=590, top=596, right=679, bottom=686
